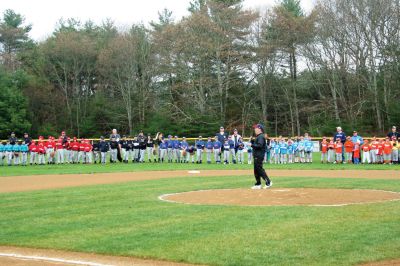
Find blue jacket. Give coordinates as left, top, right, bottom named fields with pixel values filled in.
left=167, top=139, right=173, bottom=148
left=223, top=142, right=230, bottom=150
left=334, top=132, right=346, bottom=143
left=99, top=141, right=109, bottom=152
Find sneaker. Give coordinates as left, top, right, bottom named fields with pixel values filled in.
left=251, top=185, right=262, bottom=190
left=264, top=182, right=273, bottom=189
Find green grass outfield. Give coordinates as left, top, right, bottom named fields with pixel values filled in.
left=1, top=174, right=400, bottom=265
left=1, top=152, right=399, bottom=176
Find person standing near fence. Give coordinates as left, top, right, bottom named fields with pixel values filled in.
left=320, top=137, right=328, bottom=163
left=98, top=136, right=109, bottom=164
left=251, top=124, right=272, bottom=189
left=333, top=127, right=346, bottom=162
left=195, top=136, right=205, bottom=164
left=146, top=135, right=155, bottom=163
left=213, top=136, right=222, bottom=164
left=216, top=127, right=228, bottom=162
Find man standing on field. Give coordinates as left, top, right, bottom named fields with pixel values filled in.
left=251, top=124, right=272, bottom=189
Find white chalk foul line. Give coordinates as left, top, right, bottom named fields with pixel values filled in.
left=0, top=252, right=113, bottom=266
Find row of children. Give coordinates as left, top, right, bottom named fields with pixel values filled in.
left=320, top=136, right=399, bottom=164
left=266, top=136, right=314, bottom=164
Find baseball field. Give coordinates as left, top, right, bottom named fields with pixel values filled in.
left=1, top=157, right=399, bottom=266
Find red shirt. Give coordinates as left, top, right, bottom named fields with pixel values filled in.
left=29, top=143, right=37, bottom=152
left=370, top=141, right=378, bottom=150
left=37, top=143, right=46, bottom=154
left=335, top=143, right=343, bottom=153
left=321, top=141, right=328, bottom=153
left=79, top=143, right=86, bottom=151
left=377, top=144, right=384, bottom=155
left=71, top=142, right=80, bottom=151
left=84, top=143, right=92, bottom=152
left=45, top=140, right=55, bottom=149
left=55, top=141, right=63, bottom=150
left=353, top=143, right=360, bottom=158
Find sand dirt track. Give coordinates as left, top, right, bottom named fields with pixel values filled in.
left=1, top=169, right=400, bottom=193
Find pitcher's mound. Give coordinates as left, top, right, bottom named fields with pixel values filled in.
left=160, top=188, right=400, bottom=206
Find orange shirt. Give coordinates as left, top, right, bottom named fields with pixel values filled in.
left=377, top=144, right=384, bottom=155
left=353, top=143, right=360, bottom=158
left=344, top=141, right=354, bottom=153
left=321, top=141, right=328, bottom=153
left=370, top=141, right=378, bottom=150
left=383, top=143, right=392, bottom=155
left=335, top=143, right=343, bottom=153
left=328, top=141, right=335, bottom=149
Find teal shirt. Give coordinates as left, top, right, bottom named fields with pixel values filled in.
left=0, top=144, right=4, bottom=152
left=13, top=144, right=21, bottom=152
left=20, top=144, right=29, bottom=152
left=5, top=144, right=13, bottom=152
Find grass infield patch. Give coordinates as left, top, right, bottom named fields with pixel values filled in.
left=1, top=175, right=399, bottom=265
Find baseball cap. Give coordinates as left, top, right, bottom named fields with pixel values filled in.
left=253, top=124, right=265, bottom=132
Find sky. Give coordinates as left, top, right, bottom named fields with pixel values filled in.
left=0, top=0, right=315, bottom=41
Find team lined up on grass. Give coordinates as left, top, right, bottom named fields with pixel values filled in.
left=1, top=126, right=399, bottom=166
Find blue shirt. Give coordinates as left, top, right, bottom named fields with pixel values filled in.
left=181, top=141, right=189, bottom=149
left=0, top=144, right=4, bottom=152
left=288, top=144, right=294, bottom=154
left=13, top=144, right=21, bottom=152
left=160, top=142, right=168, bottom=149
left=298, top=141, right=305, bottom=151
left=273, top=144, right=280, bottom=153
left=173, top=140, right=181, bottom=149
left=223, top=142, right=230, bottom=150
left=228, top=140, right=235, bottom=149
left=213, top=141, right=221, bottom=149
left=305, top=140, right=313, bottom=152
left=5, top=144, right=13, bottom=152
left=20, top=144, right=29, bottom=152
left=279, top=143, right=288, bottom=154
left=206, top=141, right=213, bottom=149
left=351, top=135, right=364, bottom=145
left=195, top=140, right=204, bottom=149
left=167, top=139, right=173, bottom=148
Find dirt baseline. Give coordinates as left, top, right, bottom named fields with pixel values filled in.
left=160, top=188, right=400, bottom=206
left=1, top=169, right=400, bottom=193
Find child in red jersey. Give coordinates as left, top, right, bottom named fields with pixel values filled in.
left=383, top=138, right=392, bottom=164
left=327, top=138, right=335, bottom=163
left=361, top=140, right=370, bottom=164
left=344, top=136, right=354, bottom=164
left=320, top=137, right=328, bottom=163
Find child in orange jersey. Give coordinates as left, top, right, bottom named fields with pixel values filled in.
left=334, top=139, right=343, bottom=163
left=377, top=139, right=384, bottom=164
left=327, top=138, right=335, bottom=163
left=369, top=137, right=378, bottom=163
left=320, top=137, right=328, bottom=163
left=344, top=136, right=354, bottom=164
left=383, top=138, right=392, bottom=164
left=361, top=140, right=370, bottom=164
left=353, top=140, right=361, bottom=164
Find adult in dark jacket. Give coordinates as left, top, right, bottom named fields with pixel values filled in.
left=251, top=124, right=272, bottom=189
left=216, top=126, right=228, bottom=162
left=333, top=126, right=346, bottom=161
left=387, top=126, right=399, bottom=141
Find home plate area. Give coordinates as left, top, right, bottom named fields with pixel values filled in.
left=159, top=188, right=400, bottom=207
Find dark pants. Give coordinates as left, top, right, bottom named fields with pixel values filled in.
left=254, top=156, right=271, bottom=185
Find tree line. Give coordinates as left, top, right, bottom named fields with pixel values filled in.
left=0, top=0, right=399, bottom=139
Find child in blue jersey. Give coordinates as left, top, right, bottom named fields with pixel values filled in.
left=223, top=139, right=230, bottom=164
left=180, top=137, right=189, bottom=163
left=287, top=139, right=294, bottom=163
left=246, top=141, right=253, bottom=164
left=187, top=145, right=196, bottom=163
left=304, top=136, right=314, bottom=163
left=279, top=139, right=288, bottom=164
left=20, top=141, right=29, bottom=166
left=213, top=136, right=222, bottom=164
left=297, top=136, right=305, bottom=163
left=292, top=138, right=299, bottom=163
left=173, top=136, right=181, bottom=163
left=270, top=139, right=276, bottom=163
left=237, top=137, right=245, bottom=164
left=205, top=137, right=214, bottom=164
left=273, top=141, right=280, bottom=164
left=195, top=136, right=205, bottom=164
left=166, top=135, right=173, bottom=163
left=228, top=136, right=237, bottom=164
left=159, top=139, right=168, bottom=163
